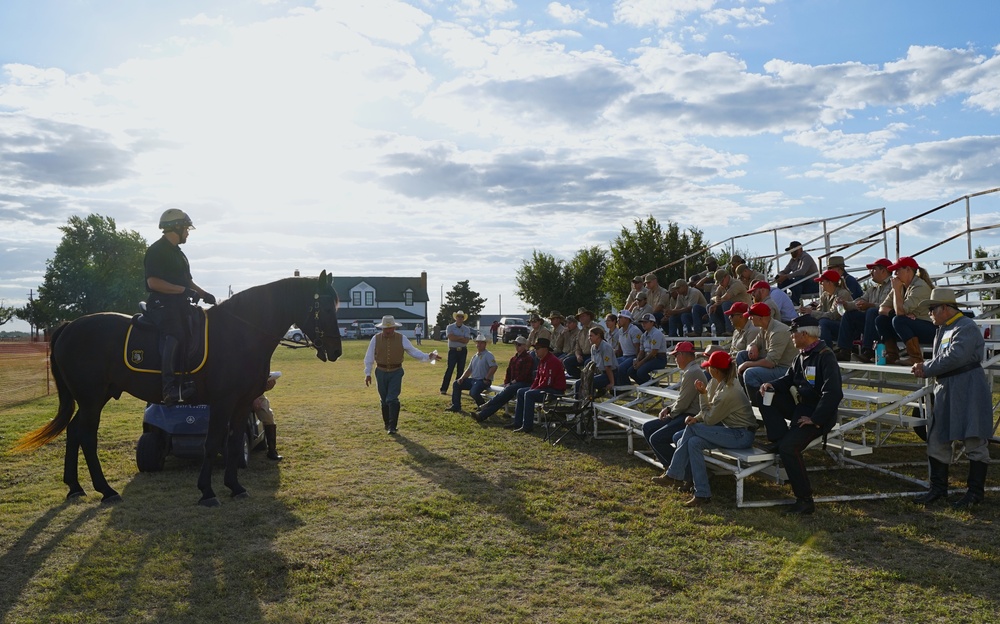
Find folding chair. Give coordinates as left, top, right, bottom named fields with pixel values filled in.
left=541, top=361, right=595, bottom=445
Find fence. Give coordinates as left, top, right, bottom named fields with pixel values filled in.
left=0, top=342, right=50, bottom=409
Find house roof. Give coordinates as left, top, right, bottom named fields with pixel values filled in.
left=338, top=307, right=425, bottom=322
left=334, top=276, right=429, bottom=302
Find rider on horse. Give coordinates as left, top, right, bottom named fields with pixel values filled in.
left=144, top=209, right=216, bottom=405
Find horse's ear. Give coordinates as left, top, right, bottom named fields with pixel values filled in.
left=319, top=269, right=327, bottom=282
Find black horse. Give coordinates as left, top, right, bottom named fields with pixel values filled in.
left=15, top=272, right=342, bottom=507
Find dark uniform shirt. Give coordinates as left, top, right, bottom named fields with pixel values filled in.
left=771, top=341, right=844, bottom=430
left=143, top=235, right=192, bottom=336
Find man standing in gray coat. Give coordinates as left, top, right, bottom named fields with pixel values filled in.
left=911, top=288, right=992, bottom=509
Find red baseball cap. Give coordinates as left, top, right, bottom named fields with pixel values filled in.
left=724, top=301, right=750, bottom=316
left=866, top=258, right=892, bottom=270
left=701, top=350, right=733, bottom=369
left=750, top=280, right=770, bottom=291
left=813, top=269, right=842, bottom=283
left=668, top=341, right=696, bottom=355
left=744, top=302, right=772, bottom=317
left=887, top=256, right=919, bottom=271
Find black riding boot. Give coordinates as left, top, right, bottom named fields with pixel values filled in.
left=387, top=402, right=400, bottom=434
left=952, top=461, right=988, bottom=509
left=913, top=457, right=950, bottom=506
left=264, top=424, right=283, bottom=461
left=380, top=403, right=391, bottom=431
left=161, top=336, right=183, bottom=405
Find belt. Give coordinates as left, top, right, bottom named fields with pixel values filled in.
left=449, top=347, right=467, bottom=351
left=936, top=361, right=981, bottom=380
left=376, top=364, right=402, bottom=371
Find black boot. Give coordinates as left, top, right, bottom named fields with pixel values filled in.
left=264, top=424, right=283, bottom=461
left=380, top=404, right=391, bottom=431
left=387, top=402, right=400, bottom=434
left=952, top=461, right=988, bottom=509
left=913, top=457, right=950, bottom=506
left=161, top=336, right=182, bottom=405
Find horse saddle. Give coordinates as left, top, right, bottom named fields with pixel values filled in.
left=126, top=306, right=209, bottom=374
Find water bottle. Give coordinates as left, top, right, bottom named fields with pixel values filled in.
left=430, top=349, right=438, bottom=365
left=874, top=341, right=886, bottom=366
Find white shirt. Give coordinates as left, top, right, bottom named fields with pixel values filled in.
left=363, top=333, right=431, bottom=376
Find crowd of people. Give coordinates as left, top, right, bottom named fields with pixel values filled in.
left=414, top=243, right=993, bottom=515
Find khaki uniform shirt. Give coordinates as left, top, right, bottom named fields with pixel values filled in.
left=753, top=319, right=798, bottom=368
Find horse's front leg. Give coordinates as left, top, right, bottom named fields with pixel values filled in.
left=197, top=407, right=230, bottom=507
left=224, top=418, right=248, bottom=499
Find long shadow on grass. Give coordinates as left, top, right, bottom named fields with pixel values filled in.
left=23, top=460, right=300, bottom=622
left=0, top=503, right=102, bottom=622
left=394, top=435, right=547, bottom=535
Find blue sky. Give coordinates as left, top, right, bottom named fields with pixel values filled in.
left=2, top=0, right=999, bottom=331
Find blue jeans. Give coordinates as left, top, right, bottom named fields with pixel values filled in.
left=642, top=416, right=688, bottom=466
left=374, top=367, right=404, bottom=407
left=451, top=377, right=490, bottom=409
left=837, top=308, right=879, bottom=351
left=563, top=354, right=591, bottom=378
left=514, top=386, right=562, bottom=431
left=666, top=313, right=683, bottom=337
left=477, top=381, right=529, bottom=418
left=628, top=354, right=667, bottom=384
left=617, top=355, right=637, bottom=372
left=440, top=347, right=468, bottom=393
left=666, top=423, right=755, bottom=498
left=680, top=304, right=707, bottom=335
left=786, top=279, right=819, bottom=305
left=735, top=351, right=788, bottom=396
left=593, top=370, right=615, bottom=391
left=818, top=318, right=840, bottom=348
left=710, top=300, right=735, bottom=334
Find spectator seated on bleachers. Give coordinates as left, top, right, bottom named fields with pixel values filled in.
left=758, top=314, right=843, bottom=515
left=660, top=350, right=758, bottom=507
left=708, top=269, right=751, bottom=336
left=627, top=313, right=667, bottom=384
left=624, top=275, right=646, bottom=312
left=802, top=269, right=853, bottom=351
left=841, top=259, right=892, bottom=363
left=564, top=308, right=597, bottom=378
left=589, top=325, right=618, bottom=395
left=735, top=263, right=768, bottom=291
left=775, top=241, right=819, bottom=305
left=873, top=256, right=935, bottom=365
left=615, top=310, right=643, bottom=372
left=670, top=280, right=709, bottom=338
left=548, top=310, right=567, bottom=356
left=735, top=303, right=798, bottom=406
left=826, top=255, right=864, bottom=300
left=647, top=342, right=707, bottom=481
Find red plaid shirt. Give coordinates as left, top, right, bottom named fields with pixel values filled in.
left=504, top=350, right=534, bottom=385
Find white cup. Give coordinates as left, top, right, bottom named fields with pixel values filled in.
left=762, top=390, right=774, bottom=406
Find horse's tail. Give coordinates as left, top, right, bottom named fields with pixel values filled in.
left=13, top=323, right=75, bottom=452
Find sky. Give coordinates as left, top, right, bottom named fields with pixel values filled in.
left=2, top=0, right=999, bottom=332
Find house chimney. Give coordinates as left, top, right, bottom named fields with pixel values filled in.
left=421, top=271, right=427, bottom=292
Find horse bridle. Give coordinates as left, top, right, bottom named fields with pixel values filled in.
left=307, top=292, right=338, bottom=362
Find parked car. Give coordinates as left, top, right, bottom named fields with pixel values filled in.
left=136, top=403, right=266, bottom=472
left=357, top=322, right=377, bottom=338
left=284, top=325, right=307, bottom=343
left=497, top=317, right=529, bottom=343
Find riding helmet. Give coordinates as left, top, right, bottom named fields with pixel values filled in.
left=159, top=209, right=195, bottom=231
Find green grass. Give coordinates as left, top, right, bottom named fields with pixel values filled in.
left=2, top=338, right=999, bottom=623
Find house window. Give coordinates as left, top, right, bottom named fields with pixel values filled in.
left=404, top=291, right=413, bottom=306
left=352, top=291, right=361, bottom=306
left=365, top=291, right=374, bottom=306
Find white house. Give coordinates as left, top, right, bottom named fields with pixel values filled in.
left=333, top=272, right=429, bottom=339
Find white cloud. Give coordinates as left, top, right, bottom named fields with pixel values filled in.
left=702, top=6, right=770, bottom=28
left=613, top=0, right=716, bottom=29
left=180, top=13, right=227, bottom=27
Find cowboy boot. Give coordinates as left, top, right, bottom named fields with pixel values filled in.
left=264, top=424, right=283, bottom=461
left=952, top=461, right=988, bottom=509
left=883, top=339, right=900, bottom=365
left=161, top=335, right=182, bottom=405
left=387, top=401, right=400, bottom=434
left=913, top=457, right=949, bottom=506
left=380, top=403, right=391, bottom=431
left=898, top=337, right=923, bottom=365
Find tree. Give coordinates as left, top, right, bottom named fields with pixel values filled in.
left=0, top=301, right=13, bottom=326
left=515, top=247, right=610, bottom=316
left=436, top=280, right=487, bottom=329
left=604, top=217, right=707, bottom=308
left=564, top=246, right=609, bottom=314
left=34, top=214, right=148, bottom=323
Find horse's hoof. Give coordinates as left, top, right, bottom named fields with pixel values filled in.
left=232, top=490, right=249, bottom=500
left=66, top=489, right=86, bottom=500
left=198, top=497, right=222, bottom=508
left=101, top=492, right=123, bottom=505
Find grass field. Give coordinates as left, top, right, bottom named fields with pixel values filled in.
left=2, top=338, right=999, bottom=623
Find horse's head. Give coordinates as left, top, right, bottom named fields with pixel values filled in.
left=302, top=270, right=343, bottom=362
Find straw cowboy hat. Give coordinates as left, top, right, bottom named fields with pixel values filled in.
left=453, top=310, right=467, bottom=320
left=919, top=288, right=965, bottom=309
left=375, top=315, right=402, bottom=328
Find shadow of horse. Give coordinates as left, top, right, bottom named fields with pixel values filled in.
left=1, top=464, right=302, bottom=622
left=392, top=435, right=547, bottom=536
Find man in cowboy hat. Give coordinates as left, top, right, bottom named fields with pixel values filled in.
left=144, top=209, right=217, bottom=405
left=670, top=279, right=709, bottom=338
left=826, top=255, right=863, bottom=299
left=526, top=313, right=552, bottom=348
left=474, top=335, right=534, bottom=423
left=364, top=315, right=441, bottom=434
left=911, top=288, right=992, bottom=509
left=446, top=334, right=497, bottom=413
left=775, top=241, right=819, bottom=305
left=642, top=273, right=671, bottom=325
left=510, top=337, right=567, bottom=433
left=440, top=310, right=474, bottom=395
left=758, top=314, right=844, bottom=515
left=624, top=275, right=646, bottom=312
left=548, top=310, right=567, bottom=355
